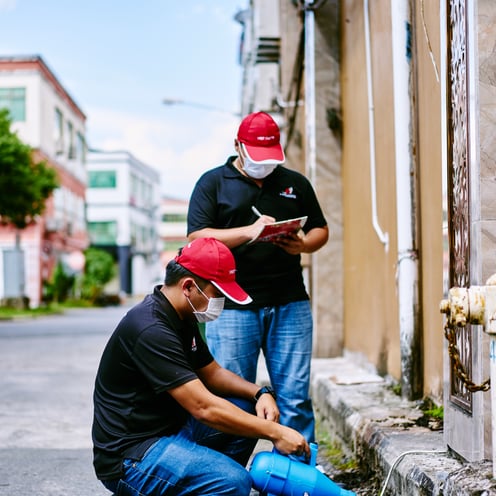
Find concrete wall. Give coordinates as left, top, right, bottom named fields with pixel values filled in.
left=341, top=0, right=401, bottom=379
left=478, top=2, right=496, bottom=282
left=279, top=0, right=344, bottom=358
left=477, top=0, right=496, bottom=462
left=252, top=1, right=447, bottom=398
left=413, top=0, right=445, bottom=399
left=340, top=0, right=444, bottom=398
left=312, top=0, right=344, bottom=358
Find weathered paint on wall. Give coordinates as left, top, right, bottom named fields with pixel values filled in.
left=339, top=0, right=446, bottom=399
left=413, top=0, right=444, bottom=400
left=277, top=0, right=447, bottom=399
left=341, top=0, right=401, bottom=379
left=279, top=1, right=344, bottom=357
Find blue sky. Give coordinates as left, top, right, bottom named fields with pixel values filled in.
left=0, top=0, right=246, bottom=199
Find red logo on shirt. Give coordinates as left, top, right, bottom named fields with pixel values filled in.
left=280, top=187, right=296, bottom=199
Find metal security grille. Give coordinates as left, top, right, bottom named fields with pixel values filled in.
left=447, top=0, right=472, bottom=413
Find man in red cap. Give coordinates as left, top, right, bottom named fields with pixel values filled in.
left=92, top=237, right=309, bottom=495
left=187, top=111, right=329, bottom=445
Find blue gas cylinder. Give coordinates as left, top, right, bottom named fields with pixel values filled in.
left=249, top=443, right=356, bottom=496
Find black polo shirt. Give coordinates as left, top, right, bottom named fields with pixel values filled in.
left=187, top=156, right=327, bottom=309
left=92, top=286, right=213, bottom=480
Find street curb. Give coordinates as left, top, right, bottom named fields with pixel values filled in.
left=310, top=357, right=496, bottom=495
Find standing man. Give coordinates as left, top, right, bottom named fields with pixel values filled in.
left=187, top=112, right=329, bottom=444
left=92, top=237, right=309, bottom=496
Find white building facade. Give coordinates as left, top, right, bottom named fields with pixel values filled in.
left=86, top=150, right=162, bottom=296
left=158, top=196, right=188, bottom=267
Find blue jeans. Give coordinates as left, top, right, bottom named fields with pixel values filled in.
left=102, top=398, right=257, bottom=495
left=206, top=300, right=315, bottom=443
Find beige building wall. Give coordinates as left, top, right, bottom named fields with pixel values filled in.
left=264, top=0, right=446, bottom=398
left=341, top=0, right=401, bottom=378
left=340, top=0, right=445, bottom=397
left=412, top=0, right=444, bottom=399
left=312, top=0, right=344, bottom=358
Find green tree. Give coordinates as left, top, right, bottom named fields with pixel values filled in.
left=44, top=261, right=75, bottom=303
left=81, top=248, right=115, bottom=303
left=0, top=108, right=58, bottom=229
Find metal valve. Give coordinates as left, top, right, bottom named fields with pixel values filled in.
left=440, top=274, right=496, bottom=334
left=440, top=274, right=496, bottom=478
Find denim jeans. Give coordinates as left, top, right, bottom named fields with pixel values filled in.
left=206, top=300, right=315, bottom=443
left=102, top=398, right=257, bottom=495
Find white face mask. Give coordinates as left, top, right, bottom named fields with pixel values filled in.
left=187, top=282, right=225, bottom=323
left=242, top=157, right=278, bottom=179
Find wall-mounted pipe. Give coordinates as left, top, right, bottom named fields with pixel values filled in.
left=363, top=0, right=389, bottom=251
left=304, top=0, right=317, bottom=185
left=391, top=0, right=421, bottom=400
left=303, top=1, right=318, bottom=316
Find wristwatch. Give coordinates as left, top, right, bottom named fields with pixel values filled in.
left=254, top=385, right=277, bottom=402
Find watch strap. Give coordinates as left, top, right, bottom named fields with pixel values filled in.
left=254, top=385, right=277, bottom=402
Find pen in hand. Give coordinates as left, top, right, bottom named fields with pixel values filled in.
left=251, top=205, right=263, bottom=218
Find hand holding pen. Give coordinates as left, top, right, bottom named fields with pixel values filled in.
left=251, top=205, right=275, bottom=223
left=251, top=205, right=263, bottom=218
left=250, top=205, right=275, bottom=240
left=252, top=205, right=305, bottom=251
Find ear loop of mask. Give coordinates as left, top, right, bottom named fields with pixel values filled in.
left=187, top=281, right=225, bottom=323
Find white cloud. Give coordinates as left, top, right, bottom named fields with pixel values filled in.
left=86, top=107, right=239, bottom=200
left=0, top=0, right=16, bottom=11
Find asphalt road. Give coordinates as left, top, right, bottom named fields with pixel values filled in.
left=0, top=304, right=132, bottom=496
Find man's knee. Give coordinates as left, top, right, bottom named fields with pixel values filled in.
left=221, top=466, right=253, bottom=496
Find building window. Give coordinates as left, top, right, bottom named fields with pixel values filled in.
left=130, top=174, right=138, bottom=205
left=164, top=240, right=184, bottom=253
left=88, top=221, right=118, bottom=245
left=67, top=121, right=75, bottom=158
left=0, top=87, right=26, bottom=121
left=76, top=132, right=86, bottom=163
left=88, top=170, right=117, bottom=188
left=54, top=107, right=64, bottom=152
left=162, top=213, right=187, bottom=223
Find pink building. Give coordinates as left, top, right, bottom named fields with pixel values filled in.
left=0, top=56, right=89, bottom=307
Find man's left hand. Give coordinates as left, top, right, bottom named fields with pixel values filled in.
left=255, top=394, right=280, bottom=422
left=272, top=231, right=305, bottom=255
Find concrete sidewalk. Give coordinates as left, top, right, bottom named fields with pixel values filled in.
left=309, top=357, right=496, bottom=495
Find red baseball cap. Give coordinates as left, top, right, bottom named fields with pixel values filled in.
left=175, top=238, right=252, bottom=305
left=237, top=111, right=285, bottom=164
